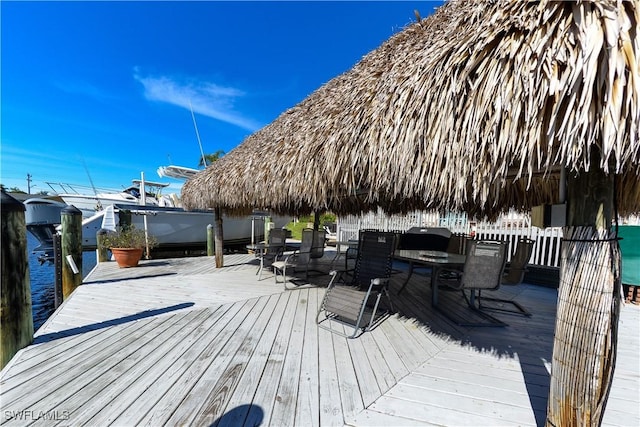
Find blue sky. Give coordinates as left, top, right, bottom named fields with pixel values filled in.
left=1, top=1, right=443, bottom=195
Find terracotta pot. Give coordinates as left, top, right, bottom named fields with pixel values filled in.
left=111, top=248, right=143, bottom=268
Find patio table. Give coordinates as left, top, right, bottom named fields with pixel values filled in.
left=394, top=249, right=466, bottom=307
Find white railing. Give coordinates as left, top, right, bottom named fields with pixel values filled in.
left=337, top=209, right=563, bottom=268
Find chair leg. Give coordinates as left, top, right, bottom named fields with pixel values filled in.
left=477, top=291, right=531, bottom=317
left=383, top=287, right=394, bottom=313
left=274, top=263, right=286, bottom=286
left=363, top=293, right=382, bottom=333
left=455, top=290, right=508, bottom=327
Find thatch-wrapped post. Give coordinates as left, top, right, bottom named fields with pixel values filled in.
left=1, top=191, right=33, bottom=369
left=61, top=205, right=83, bottom=299
left=214, top=208, right=223, bottom=268
left=547, top=160, right=621, bottom=426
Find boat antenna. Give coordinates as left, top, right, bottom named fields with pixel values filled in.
left=82, top=158, right=102, bottom=210
left=190, top=100, right=208, bottom=167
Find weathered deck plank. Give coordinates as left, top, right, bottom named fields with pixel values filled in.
left=30, top=309, right=215, bottom=427
left=317, top=313, right=344, bottom=427
left=156, top=297, right=269, bottom=427
left=294, top=288, right=321, bottom=427
left=211, top=293, right=290, bottom=427
left=0, top=253, right=638, bottom=427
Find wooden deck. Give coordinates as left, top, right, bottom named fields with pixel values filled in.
left=1, top=251, right=638, bottom=426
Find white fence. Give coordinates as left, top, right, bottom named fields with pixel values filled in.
left=337, top=209, right=563, bottom=268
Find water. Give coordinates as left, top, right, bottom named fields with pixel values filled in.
left=27, top=233, right=97, bottom=330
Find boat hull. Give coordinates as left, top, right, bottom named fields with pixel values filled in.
left=80, top=204, right=290, bottom=250
left=25, top=196, right=291, bottom=253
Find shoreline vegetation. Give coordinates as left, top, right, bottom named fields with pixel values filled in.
left=285, top=213, right=336, bottom=240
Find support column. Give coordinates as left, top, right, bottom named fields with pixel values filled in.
left=214, top=208, right=224, bottom=268
left=61, top=205, right=83, bottom=299
left=1, top=191, right=33, bottom=369
left=547, top=154, right=621, bottom=426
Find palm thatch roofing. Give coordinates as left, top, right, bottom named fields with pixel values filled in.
left=182, top=0, right=639, bottom=219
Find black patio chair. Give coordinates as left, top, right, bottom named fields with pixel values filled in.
left=480, top=238, right=535, bottom=316
left=257, top=228, right=287, bottom=280
left=437, top=240, right=509, bottom=326
left=273, top=228, right=327, bottom=289
left=316, top=230, right=397, bottom=338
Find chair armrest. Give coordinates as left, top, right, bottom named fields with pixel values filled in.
left=368, top=277, right=390, bottom=291
left=327, top=269, right=342, bottom=288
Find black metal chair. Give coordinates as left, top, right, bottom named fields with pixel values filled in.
left=446, top=232, right=471, bottom=255
left=480, top=238, right=535, bottom=316
left=257, top=228, right=287, bottom=280
left=437, top=240, right=509, bottom=326
left=317, top=230, right=397, bottom=338
left=273, top=228, right=327, bottom=288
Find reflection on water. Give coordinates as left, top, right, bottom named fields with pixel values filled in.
left=27, top=233, right=96, bottom=330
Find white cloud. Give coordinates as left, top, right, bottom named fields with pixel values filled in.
left=134, top=71, right=261, bottom=132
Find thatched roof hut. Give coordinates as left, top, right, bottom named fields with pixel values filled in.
left=182, top=0, right=639, bottom=219
left=183, top=1, right=639, bottom=424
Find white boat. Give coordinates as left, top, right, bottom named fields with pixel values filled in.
left=48, top=180, right=177, bottom=218
left=31, top=171, right=290, bottom=253
left=78, top=203, right=288, bottom=250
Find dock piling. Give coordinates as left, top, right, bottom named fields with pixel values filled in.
left=61, top=205, right=83, bottom=299
left=96, top=229, right=110, bottom=263
left=1, top=191, right=33, bottom=369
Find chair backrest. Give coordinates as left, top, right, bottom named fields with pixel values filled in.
left=310, top=229, right=326, bottom=259
left=352, top=231, right=397, bottom=289
left=447, top=233, right=470, bottom=255
left=503, top=238, right=534, bottom=285
left=267, top=228, right=287, bottom=255
left=298, top=228, right=326, bottom=263
left=459, top=240, right=508, bottom=291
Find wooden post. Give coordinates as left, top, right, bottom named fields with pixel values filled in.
left=96, top=229, right=110, bottom=263
left=61, top=205, right=83, bottom=299
left=53, top=233, right=63, bottom=308
left=264, top=216, right=272, bottom=243
left=207, top=224, right=214, bottom=256
left=214, top=207, right=224, bottom=268
left=313, top=210, right=322, bottom=230
left=547, top=150, right=620, bottom=426
left=1, top=191, right=33, bottom=369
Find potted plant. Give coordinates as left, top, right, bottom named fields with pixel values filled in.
left=99, top=225, right=158, bottom=268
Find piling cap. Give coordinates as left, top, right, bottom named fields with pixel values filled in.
left=0, top=190, right=25, bottom=212
left=61, top=205, right=83, bottom=216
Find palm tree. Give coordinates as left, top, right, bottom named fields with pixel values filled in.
left=198, top=150, right=225, bottom=168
